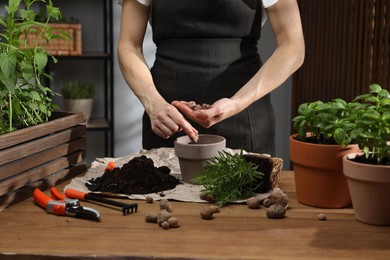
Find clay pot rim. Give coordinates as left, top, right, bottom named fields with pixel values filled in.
left=343, top=153, right=390, bottom=170
left=343, top=153, right=390, bottom=184
left=174, top=134, right=226, bottom=160
left=175, top=134, right=226, bottom=146
left=289, top=134, right=358, bottom=149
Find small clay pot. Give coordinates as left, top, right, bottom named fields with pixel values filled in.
left=343, top=153, right=390, bottom=226
left=64, top=98, right=93, bottom=123
left=174, top=134, right=226, bottom=183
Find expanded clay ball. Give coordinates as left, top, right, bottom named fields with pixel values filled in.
left=167, top=217, right=180, bottom=228
left=201, top=103, right=212, bottom=109
left=193, top=105, right=203, bottom=111
left=200, top=205, right=221, bottom=220
left=269, top=190, right=289, bottom=208
left=157, top=209, right=172, bottom=226
left=147, top=204, right=181, bottom=230
left=263, top=198, right=273, bottom=208
left=209, top=205, right=221, bottom=213
left=159, top=199, right=172, bottom=212
left=185, top=101, right=197, bottom=109
left=145, top=213, right=158, bottom=223
left=185, top=101, right=212, bottom=110
left=266, top=204, right=286, bottom=219
left=145, top=196, right=154, bottom=204
left=200, top=192, right=214, bottom=202
left=318, top=213, right=327, bottom=221
left=246, top=197, right=261, bottom=209
left=161, top=221, right=170, bottom=230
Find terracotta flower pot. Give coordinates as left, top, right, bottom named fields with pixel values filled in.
left=290, top=135, right=359, bottom=208
left=174, top=134, right=226, bottom=183
left=343, top=154, right=390, bottom=225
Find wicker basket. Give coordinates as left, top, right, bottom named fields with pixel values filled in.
left=23, top=23, right=82, bottom=56
left=243, top=153, right=283, bottom=192
left=270, top=156, right=283, bottom=188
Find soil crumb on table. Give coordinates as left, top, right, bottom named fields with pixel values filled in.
left=86, top=156, right=181, bottom=195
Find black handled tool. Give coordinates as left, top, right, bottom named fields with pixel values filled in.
left=65, top=189, right=138, bottom=215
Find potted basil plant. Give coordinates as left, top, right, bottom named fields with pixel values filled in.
left=342, top=84, right=390, bottom=225
left=290, top=98, right=359, bottom=208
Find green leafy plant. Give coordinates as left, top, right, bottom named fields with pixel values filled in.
left=193, top=151, right=264, bottom=207
left=0, top=0, right=69, bottom=134
left=292, top=98, right=355, bottom=145
left=61, top=81, right=95, bottom=99
left=348, top=84, right=390, bottom=164
left=292, top=83, right=389, bottom=165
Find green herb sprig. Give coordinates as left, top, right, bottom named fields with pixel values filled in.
left=193, top=151, right=264, bottom=207
left=61, top=81, right=95, bottom=99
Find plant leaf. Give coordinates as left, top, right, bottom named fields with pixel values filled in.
left=0, top=52, right=17, bottom=77
left=34, top=51, right=48, bottom=71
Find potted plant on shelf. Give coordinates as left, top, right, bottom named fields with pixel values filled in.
left=342, top=84, right=390, bottom=225
left=0, top=0, right=86, bottom=209
left=62, top=81, right=95, bottom=123
left=290, top=98, right=360, bottom=208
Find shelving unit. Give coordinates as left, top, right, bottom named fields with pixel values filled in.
left=46, top=0, right=114, bottom=160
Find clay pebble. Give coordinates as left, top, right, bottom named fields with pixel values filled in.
left=266, top=204, right=286, bottom=219
left=318, top=213, right=327, bottom=221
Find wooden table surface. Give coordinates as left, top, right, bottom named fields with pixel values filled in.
left=0, top=171, right=389, bottom=260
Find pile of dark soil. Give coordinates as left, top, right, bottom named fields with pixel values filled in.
left=86, top=156, right=181, bottom=195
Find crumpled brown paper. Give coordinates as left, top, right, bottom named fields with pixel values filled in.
left=64, top=148, right=279, bottom=203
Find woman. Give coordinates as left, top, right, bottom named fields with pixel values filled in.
left=118, top=0, right=304, bottom=155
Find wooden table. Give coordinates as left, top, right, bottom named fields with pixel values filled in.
left=0, top=171, right=389, bottom=260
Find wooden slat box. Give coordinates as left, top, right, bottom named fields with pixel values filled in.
left=0, top=111, right=87, bottom=210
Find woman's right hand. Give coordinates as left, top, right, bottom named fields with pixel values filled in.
left=148, top=101, right=198, bottom=141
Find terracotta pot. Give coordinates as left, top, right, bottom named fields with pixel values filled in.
left=174, top=134, right=226, bottom=183
left=343, top=154, right=390, bottom=225
left=64, top=98, right=93, bottom=122
left=290, top=135, right=359, bottom=208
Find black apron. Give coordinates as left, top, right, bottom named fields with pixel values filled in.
left=142, top=0, right=275, bottom=155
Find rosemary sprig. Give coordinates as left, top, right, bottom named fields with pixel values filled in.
left=193, top=151, right=264, bottom=207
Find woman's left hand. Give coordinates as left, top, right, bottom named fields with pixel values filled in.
left=172, top=99, right=238, bottom=128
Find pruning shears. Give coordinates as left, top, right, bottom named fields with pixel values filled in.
left=33, top=187, right=100, bottom=222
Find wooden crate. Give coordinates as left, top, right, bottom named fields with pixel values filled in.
left=0, top=111, right=87, bottom=210
left=24, top=23, right=82, bottom=56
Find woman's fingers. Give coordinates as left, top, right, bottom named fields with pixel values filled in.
left=151, top=102, right=198, bottom=139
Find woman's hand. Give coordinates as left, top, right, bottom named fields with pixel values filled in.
left=172, top=98, right=239, bottom=128
left=149, top=100, right=199, bottom=140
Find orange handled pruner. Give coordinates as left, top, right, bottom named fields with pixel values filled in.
left=33, top=187, right=100, bottom=221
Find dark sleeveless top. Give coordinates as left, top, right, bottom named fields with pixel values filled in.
left=142, top=0, right=275, bottom=155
